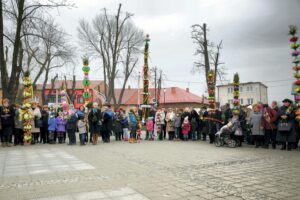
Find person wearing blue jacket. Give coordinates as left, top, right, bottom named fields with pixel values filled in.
left=48, top=113, right=57, bottom=144
left=129, top=109, right=137, bottom=143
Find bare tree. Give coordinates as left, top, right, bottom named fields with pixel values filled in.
left=77, top=3, right=144, bottom=108
left=0, top=0, right=73, bottom=102
left=191, top=23, right=226, bottom=89
left=24, top=18, right=74, bottom=104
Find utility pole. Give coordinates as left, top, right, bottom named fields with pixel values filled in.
left=138, top=71, right=141, bottom=106
left=157, top=70, right=162, bottom=108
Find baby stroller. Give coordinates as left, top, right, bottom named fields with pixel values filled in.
left=215, top=121, right=238, bottom=148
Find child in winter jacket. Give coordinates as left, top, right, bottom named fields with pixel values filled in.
left=136, top=122, right=142, bottom=142
left=182, top=116, right=191, bottom=141
left=121, top=111, right=129, bottom=141
left=56, top=112, right=67, bottom=144
left=77, top=116, right=87, bottom=145
left=48, top=113, right=57, bottom=144
left=146, top=117, right=154, bottom=140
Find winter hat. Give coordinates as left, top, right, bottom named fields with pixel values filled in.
left=183, top=116, right=189, bottom=124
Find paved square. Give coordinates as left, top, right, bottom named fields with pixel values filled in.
left=0, top=141, right=299, bottom=200
left=35, top=187, right=149, bottom=200
left=0, top=148, right=94, bottom=177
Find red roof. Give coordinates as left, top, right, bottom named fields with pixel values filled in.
left=114, top=87, right=208, bottom=105
left=36, top=80, right=106, bottom=90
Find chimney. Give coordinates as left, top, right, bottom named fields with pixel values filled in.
left=128, top=85, right=131, bottom=90
left=186, top=88, right=189, bottom=93
left=171, top=87, right=176, bottom=94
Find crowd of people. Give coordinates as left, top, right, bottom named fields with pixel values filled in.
left=0, top=98, right=299, bottom=151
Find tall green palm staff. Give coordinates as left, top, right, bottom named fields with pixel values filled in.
left=82, top=56, right=92, bottom=105
left=232, top=73, right=240, bottom=115
left=289, top=25, right=300, bottom=147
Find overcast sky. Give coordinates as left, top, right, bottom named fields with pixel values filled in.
left=53, top=0, right=300, bottom=104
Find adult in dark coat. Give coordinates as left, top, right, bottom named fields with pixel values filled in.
left=190, top=109, right=199, bottom=140
left=0, top=99, right=15, bottom=147
left=206, top=109, right=218, bottom=144
left=40, top=106, right=49, bottom=144
left=66, top=110, right=78, bottom=145
left=202, top=108, right=208, bottom=141
left=88, top=102, right=102, bottom=145
left=197, top=110, right=204, bottom=141
left=102, top=105, right=113, bottom=143
left=113, top=110, right=123, bottom=141
left=224, top=103, right=233, bottom=124
left=276, top=99, right=297, bottom=151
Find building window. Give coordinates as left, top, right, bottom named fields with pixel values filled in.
left=77, top=95, right=84, bottom=104
left=240, top=86, right=243, bottom=93
left=239, top=98, right=243, bottom=105
left=227, top=87, right=231, bottom=94
left=247, top=98, right=253, bottom=105
left=48, top=95, right=61, bottom=103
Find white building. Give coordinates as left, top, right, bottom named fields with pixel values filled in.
left=216, top=82, right=268, bottom=107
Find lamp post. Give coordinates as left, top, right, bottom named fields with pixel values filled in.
left=163, top=88, right=166, bottom=108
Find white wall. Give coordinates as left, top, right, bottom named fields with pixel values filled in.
left=217, top=83, right=268, bottom=107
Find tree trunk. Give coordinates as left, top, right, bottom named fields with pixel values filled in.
left=7, top=0, right=25, bottom=102
left=41, top=66, right=50, bottom=105
left=0, top=0, right=9, bottom=99
left=203, top=23, right=211, bottom=88
left=13, top=43, right=24, bottom=101
left=70, top=75, right=76, bottom=103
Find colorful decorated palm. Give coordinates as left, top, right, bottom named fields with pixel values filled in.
left=232, top=73, right=240, bottom=115
left=142, top=34, right=150, bottom=120
left=207, top=70, right=216, bottom=109
left=289, top=25, right=300, bottom=121
left=21, top=71, right=33, bottom=144
left=82, top=56, right=91, bottom=105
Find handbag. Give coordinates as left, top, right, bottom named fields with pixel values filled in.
left=34, top=119, right=43, bottom=128
left=277, top=121, right=292, bottom=132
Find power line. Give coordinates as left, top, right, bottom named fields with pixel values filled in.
left=164, top=78, right=294, bottom=84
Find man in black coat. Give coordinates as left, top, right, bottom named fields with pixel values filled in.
left=0, top=99, right=15, bottom=147
left=102, top=105, right=113, bottom=143
left=40, top=105, right=49, bottom=144
left=224, top=103, right=232, bottom=124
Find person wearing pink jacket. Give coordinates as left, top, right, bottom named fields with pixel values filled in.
left=146, top=117, right=154, bottom=140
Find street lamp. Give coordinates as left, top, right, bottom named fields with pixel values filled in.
left=163, top=88, right=166, bottom=108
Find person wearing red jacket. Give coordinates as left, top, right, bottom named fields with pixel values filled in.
left=182, top=116, right=191, bottom=141
left=261, top=104, right=277, bottom=149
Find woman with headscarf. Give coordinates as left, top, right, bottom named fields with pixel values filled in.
left=249, top=104, right=264, bottom=148
left=276, top=99, right=297, bottom=151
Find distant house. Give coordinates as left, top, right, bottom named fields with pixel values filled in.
left=35, top=80, right=107, bottom=108
left=1, top=79, right=208, bottom=110
left=114, top=86, right=208, bottom=112
left=216, top=82, right=268, bottom=107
